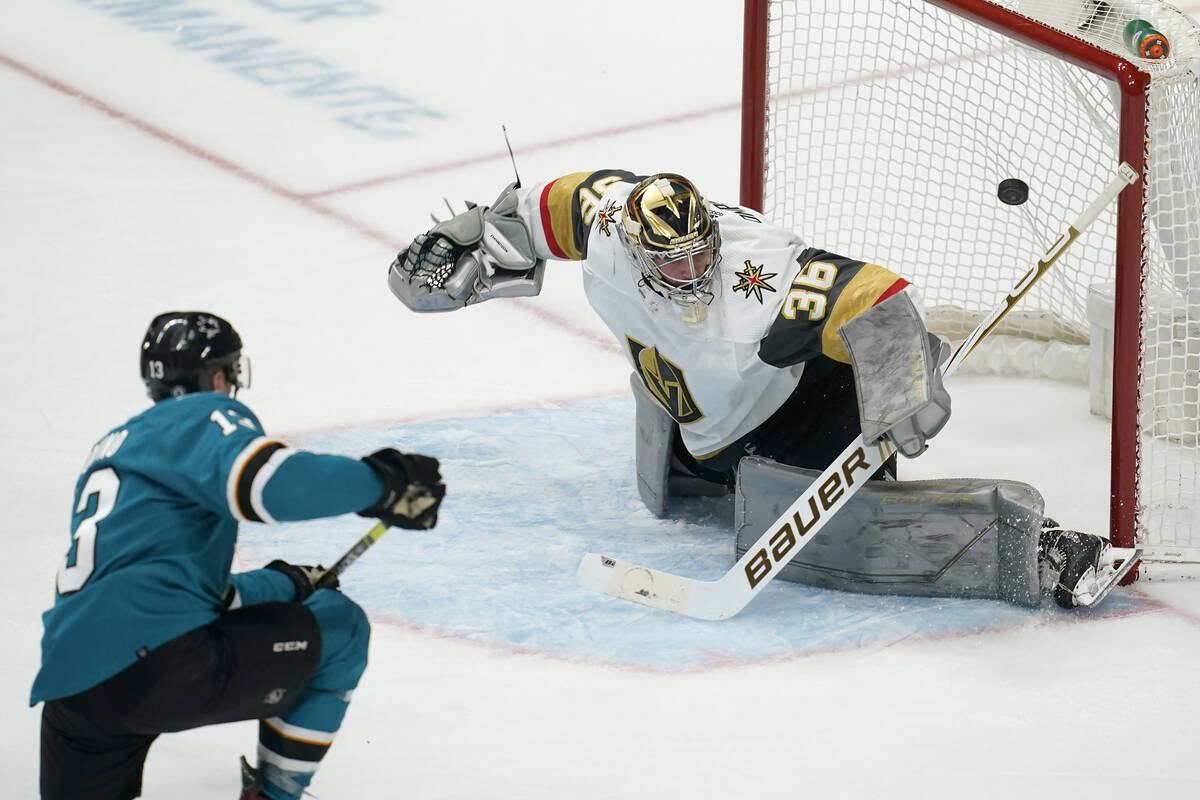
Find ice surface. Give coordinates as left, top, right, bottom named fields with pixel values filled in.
left=4, top=2, right=1200, bottom=798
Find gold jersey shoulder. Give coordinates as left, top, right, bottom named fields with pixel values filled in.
left=536, top=170, right=639, bottom=260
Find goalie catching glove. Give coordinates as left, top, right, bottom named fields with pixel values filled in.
left=358, top=448, right=446, bottom=530
left=838, top=291, right=952, bottom=458
left=389, top=183, right=546, bottom=312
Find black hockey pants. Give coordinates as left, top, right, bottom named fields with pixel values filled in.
left=674, top=355, right=897, bottom=485
left=40, top=601, right=320, bottom=800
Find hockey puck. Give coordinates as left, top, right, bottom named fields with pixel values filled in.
left=998, top=178, right=1029, bottom=205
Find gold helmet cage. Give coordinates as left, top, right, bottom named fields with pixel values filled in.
left=621, top=173, right=720, bottom=305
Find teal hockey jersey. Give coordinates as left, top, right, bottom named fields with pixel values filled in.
left=31, top=392, right=383, bottom=704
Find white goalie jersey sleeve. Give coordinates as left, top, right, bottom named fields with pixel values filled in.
left=513, top=170, right=916, bottom=459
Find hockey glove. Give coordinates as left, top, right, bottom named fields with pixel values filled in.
left=388, top=184, right=545, bottom=313
left=358, top=448, right=446, bottom=530
left=264, top=559, right=339, bottom=601
left=839, top=291, right=952, bottom=458
left=882, top=364, right=952, bottom=458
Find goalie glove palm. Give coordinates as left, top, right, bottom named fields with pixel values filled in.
left=396, top=232, right=475, bottom=310
left=358, top=448, right=446, bottom=530
left=388, top=184, right=546, bottom=312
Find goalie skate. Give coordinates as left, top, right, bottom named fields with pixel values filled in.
left=1039, top=522, right=1141, bottom=609
left=1066, top=545, right=1141, bottom=608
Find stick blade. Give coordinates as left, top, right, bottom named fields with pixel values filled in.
left=576, top=553, right=692, bottom=611
left=576, top=553, right=740, bottom=620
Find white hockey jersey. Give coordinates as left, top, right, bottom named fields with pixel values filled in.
left=514, top=170, right=913, bottom=460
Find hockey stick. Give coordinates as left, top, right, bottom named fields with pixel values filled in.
left=315, top=521, right=389, bottom=589
left=576, top=161, right=1140, bottom=620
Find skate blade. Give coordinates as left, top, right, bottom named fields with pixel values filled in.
left=1074, top=547, right=1141, bottom=607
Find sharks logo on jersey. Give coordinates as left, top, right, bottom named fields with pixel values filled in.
left=627, top=337, right=704, bottom=424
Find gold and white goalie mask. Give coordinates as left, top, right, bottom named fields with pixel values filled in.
left=620, top=174, right=721, bottom=312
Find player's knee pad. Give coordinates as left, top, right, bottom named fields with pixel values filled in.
left=303, top=591, right=370, bottom=690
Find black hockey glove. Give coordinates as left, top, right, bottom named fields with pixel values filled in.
left=358, top=448, right=446, bottom=530
left=264, top=560, right=339, bottom=601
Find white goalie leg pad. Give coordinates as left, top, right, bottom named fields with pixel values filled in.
left=631, top=373, right=727, bottom=517
left=734, top=457, right=1044, bottom=606
left=632, top=373, right=674, bottom=518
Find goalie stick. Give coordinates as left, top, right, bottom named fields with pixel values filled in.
left=576, top=162, right=1141, bottom=620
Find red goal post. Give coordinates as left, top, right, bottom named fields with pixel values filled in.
left=740, top=0, right=1200, bottom=572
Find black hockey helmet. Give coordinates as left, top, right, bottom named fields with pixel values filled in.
left=140, top=311, right=246, bottom=400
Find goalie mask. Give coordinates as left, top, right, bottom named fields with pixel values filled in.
left=140, top=311, right=250, bottom=401
left=621, top=173, right=721, bottom=312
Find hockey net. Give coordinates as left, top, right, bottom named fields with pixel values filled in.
left=741, top=0, right=1200, bottom=570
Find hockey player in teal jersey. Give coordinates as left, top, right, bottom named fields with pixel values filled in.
left=32, top=311, right=446, bottom=800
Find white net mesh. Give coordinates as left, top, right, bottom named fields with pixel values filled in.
left=756, top=0, right=1200, bottom=559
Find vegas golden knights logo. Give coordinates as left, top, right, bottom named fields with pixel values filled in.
left=595, top=201, right=621, bottom=236
left=626, top=337, right=704, bottom=424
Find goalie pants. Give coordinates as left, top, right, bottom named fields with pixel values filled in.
left=39, top=590, right=369, bottom=800
left=675, top=355, right=897, bottom=486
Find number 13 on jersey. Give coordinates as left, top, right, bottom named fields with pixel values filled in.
left=58, top=467, right=120, bottom=595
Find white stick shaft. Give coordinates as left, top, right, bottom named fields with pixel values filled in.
left=946, top=162, right=1138, bottom=374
